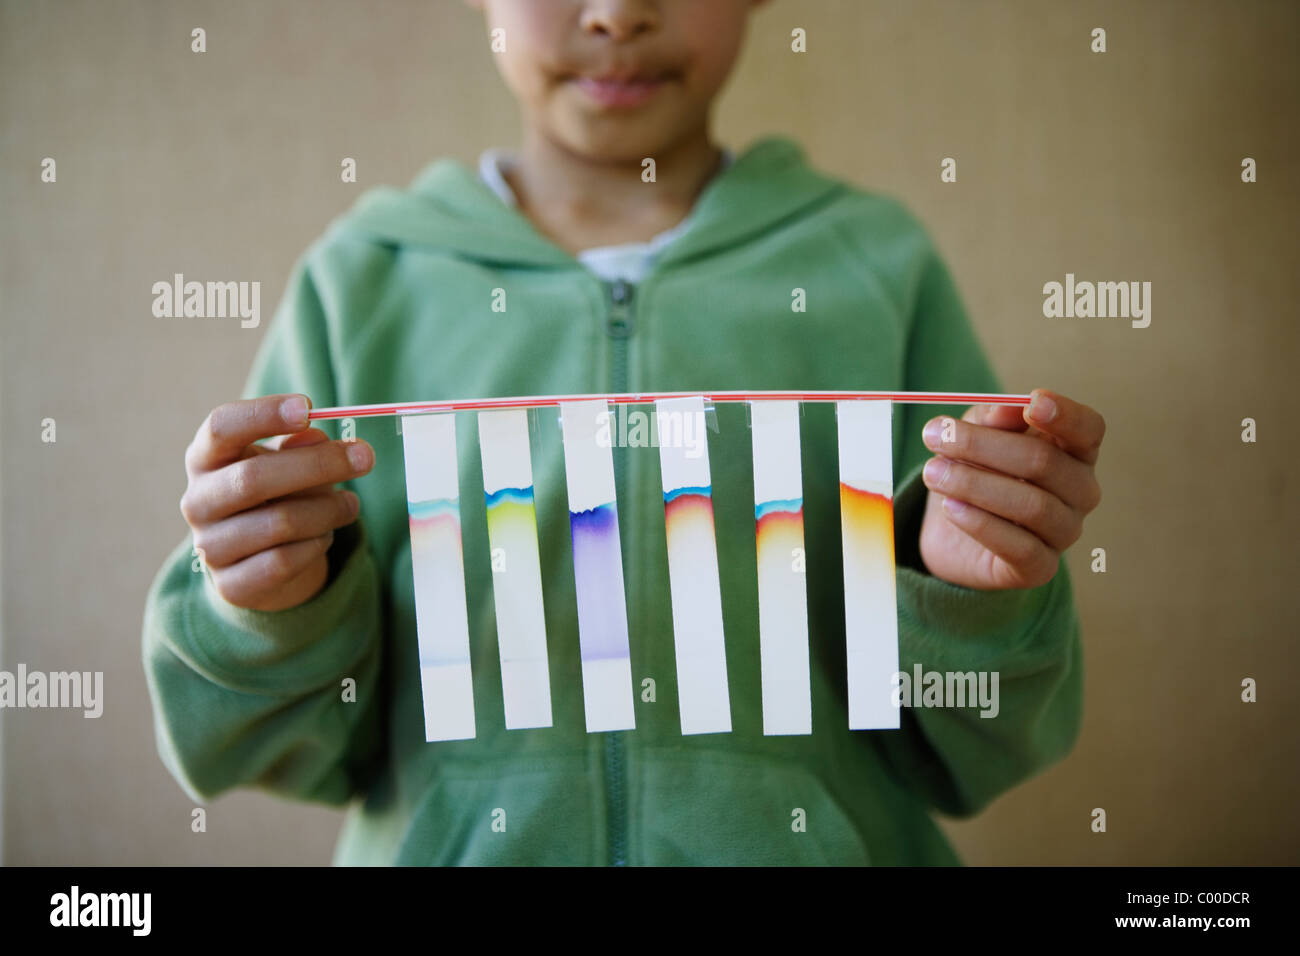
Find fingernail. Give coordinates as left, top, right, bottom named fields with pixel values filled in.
left=1028, top=393, right=1057, bottom=424
left=280, top=395, right=309, bottom=426
left=942, top=496, right=967, bottom=516
left=923, top=457, right=949, bottom=487
left=347, top=442, right=372, bottom=472
left=344, top=490, right=360, bottom=517
left=922, top=419, right=944, bottom=449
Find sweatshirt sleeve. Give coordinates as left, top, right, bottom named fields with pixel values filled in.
left=141, top=252, right=385, bottom=806
left=873, top=218, right=1085, bottom=818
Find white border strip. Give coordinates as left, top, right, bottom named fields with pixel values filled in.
left=656, top=397, right=731, bottom=735
left=836, top=401, right=900, bottom=730
left=402, top=413, right=476, bottom=742
left=479, top=410, right=552, bottom=730
left=560, top=401, right=635, bottom=732
left=750, top=401, right=812, bottom=735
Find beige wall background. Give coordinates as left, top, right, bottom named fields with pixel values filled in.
left=2, top=0, right=1296, bottom=865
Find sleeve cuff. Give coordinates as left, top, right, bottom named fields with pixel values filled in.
left=892, top=459, right=1061, bottom=670
left=174, top=521, right=380, bottom=696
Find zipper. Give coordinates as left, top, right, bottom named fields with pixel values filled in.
left=603, top=277, right=634, bottom=867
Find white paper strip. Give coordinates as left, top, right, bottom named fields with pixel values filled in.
left=749, top=401, right=812, bottom=735
left=559, top=401, right=636, bottom=732
left=401, top=413, right=476, bottom=742
left=835, top=400, right=900, bottom=730
left=655, top=396, right=732, bottom=735
left=478, top=409, right=553, bottom=730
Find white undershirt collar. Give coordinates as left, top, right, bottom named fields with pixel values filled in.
left=478, top=148, right=732, bottom=283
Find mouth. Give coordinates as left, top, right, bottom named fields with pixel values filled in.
left=569, top=71, right=675, bottom=109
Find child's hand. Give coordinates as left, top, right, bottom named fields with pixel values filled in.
left=179, top=395, right=373, bottom=611
left=916, top=389, right=1104, bottom=590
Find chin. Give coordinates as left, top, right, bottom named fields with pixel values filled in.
left=553, top=114, right=691, bottom=165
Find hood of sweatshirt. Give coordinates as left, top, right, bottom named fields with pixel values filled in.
left=337, top=136, right=847, bottom=270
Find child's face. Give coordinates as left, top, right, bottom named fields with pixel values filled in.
left=474, top=0, right=761, bottom=161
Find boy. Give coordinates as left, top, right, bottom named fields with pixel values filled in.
left=144, top=0, right=1104, bottom=865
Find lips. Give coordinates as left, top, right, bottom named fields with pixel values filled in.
left=572, top=73, right=670, bottom=108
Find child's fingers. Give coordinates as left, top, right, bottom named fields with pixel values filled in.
left=185, top=394, right=313, bottom=475
left=1023, top=388, right=1106, bottom=465
left=264, top=430, right=358, bottom=501
left=194, top=490, right=359, bottom=569
left=267, top=427, right=332, bottom=452
left=936, top=495, right=1061, bottom=589
left=181, top=439, right=373, bottom=525
left=207, top=533, right=334, bottom=607
left=922, top=455, right=1082, bottom=552
left=922, top=415, right=1101, bottom=512
left=239, top=427, right=331, bottom=460
left=963, top=402, right=1030, bottom=433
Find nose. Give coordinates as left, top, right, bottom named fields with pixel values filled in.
left=579, top=0, right=661, bottom=41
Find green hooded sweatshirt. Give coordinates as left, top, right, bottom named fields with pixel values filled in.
left=142, top=137, right=1082, bottom=866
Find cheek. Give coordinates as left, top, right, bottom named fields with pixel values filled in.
left=496, top=52, right=548, bottom=106
left=677, top=24, right=748, bottom=97
left=484, top=4, right=570, bottom=103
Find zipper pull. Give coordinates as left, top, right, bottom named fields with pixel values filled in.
left=606, top=279, right=635, bottom=338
